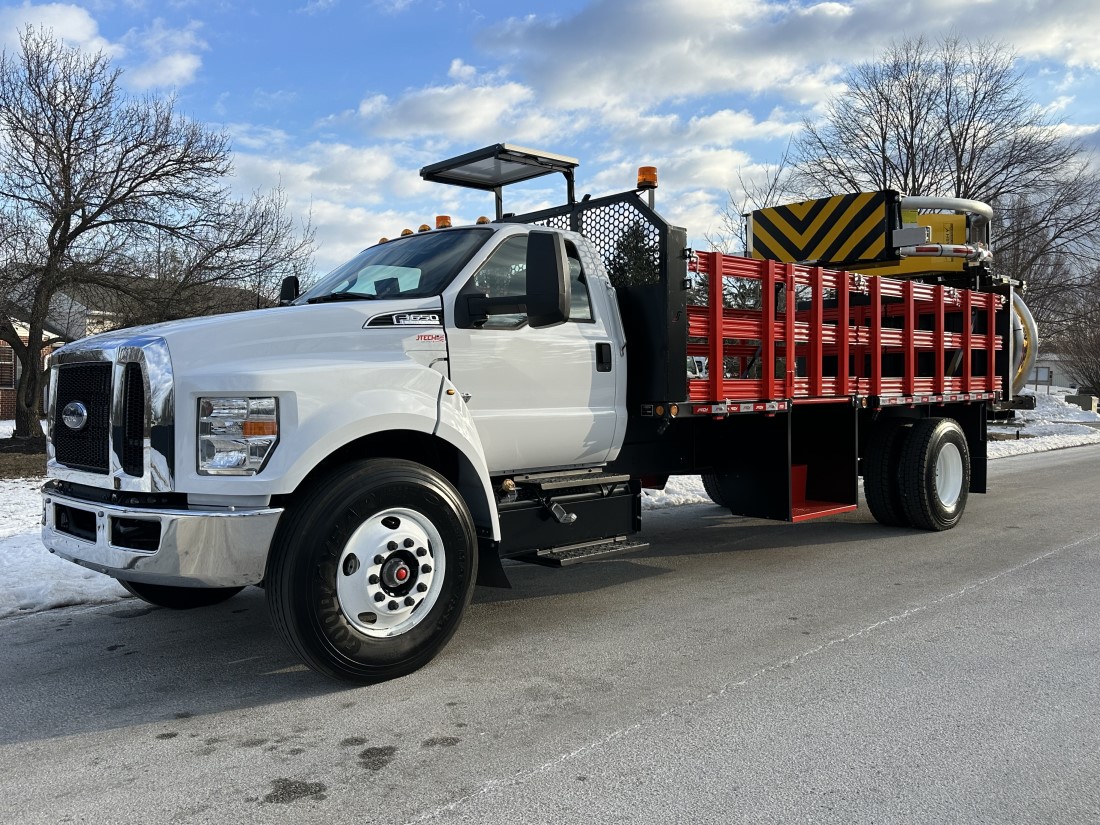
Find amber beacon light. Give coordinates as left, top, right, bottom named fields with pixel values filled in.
left=637, top=166, right=658, bottom=207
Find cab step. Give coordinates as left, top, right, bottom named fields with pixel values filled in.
left=521, top=536, right=649, bottom=567
left=513, top=469, right=631, bottom=492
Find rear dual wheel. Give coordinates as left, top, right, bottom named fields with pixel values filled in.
left=898, top=417, right=970, bottom=531
left=700, top=473, right=728, bottom=507
left=864, top=416, right=970, bottom=531
left=863, top=418, right=913, bottom=527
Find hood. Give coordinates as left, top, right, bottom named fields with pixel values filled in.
left=57, top=298, right=446, bottom=373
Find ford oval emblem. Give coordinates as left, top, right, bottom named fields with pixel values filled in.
left=62, top=401, right=89, bottom=431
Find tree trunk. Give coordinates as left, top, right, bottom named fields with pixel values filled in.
left=13, top=329, right=45, bottom=443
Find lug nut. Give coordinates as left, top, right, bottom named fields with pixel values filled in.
left=417, top=582, right=428, bottom=593
left=421, top=564, right=432, bottom=574
left=387, top=600, right=399, bottom=611
left=374, top=554, right=385, bottom=565
left=368, top=574, right=379, bottom=585
left=416, top=547, right=427, bottom=557
left=403, top=538, right=415, bottom=548
left=373, top=592, right=384, bottom=603
left=404, top=596, right=415, bottom=606
left=387, top=541, right=398, bottom=551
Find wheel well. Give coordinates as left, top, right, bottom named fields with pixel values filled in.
left=276, top=430, right=491, bottom=530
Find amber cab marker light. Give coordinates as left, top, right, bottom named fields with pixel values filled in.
left=476, top=216, right=491, bottom=225
left=436, top=215, right=453, bottom=229
left=400, top=228, right=413, bottom=236
left=418, top=224, right=431, bottom=233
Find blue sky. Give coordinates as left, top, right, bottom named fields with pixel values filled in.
left=1, top=0, right=1098, bottom=273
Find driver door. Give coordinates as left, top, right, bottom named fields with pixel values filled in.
left=446, top=233, right=619, bottom=474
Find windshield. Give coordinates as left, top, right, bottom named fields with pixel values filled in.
left=297, top=228, right=494, bottom=304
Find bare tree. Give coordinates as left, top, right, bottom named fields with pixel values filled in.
left=1054, top=274, right=1100, bottom=391
left=0, top=28, right=313, bottom=440
left=696, top=141, right=795, bottom=310
left=791, top=35, right=1100, bottom=337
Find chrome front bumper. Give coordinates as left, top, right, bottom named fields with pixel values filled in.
left=41, top=489, right=283, bottom=588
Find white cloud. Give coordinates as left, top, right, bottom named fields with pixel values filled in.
left=0, top=3, right=118, bottom=56
left=479, top=0, right=1100, bottom=111
left=357, top=80, right=566, bottom=145
left=298, top=0, right=339, bottom=13
left=122, top=18, right=205, bottom=89
left=127, top=50, right=199, bottom=88
left=371, top=0, right=415, bottom=13
left=252, top=88, right=299, bottom=109
left=448, top=58, right=477, bottom=82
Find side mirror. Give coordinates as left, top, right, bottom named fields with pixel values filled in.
left=525, top=230, right=570, bottom=328
left=279, top=276, right=300, bottom=305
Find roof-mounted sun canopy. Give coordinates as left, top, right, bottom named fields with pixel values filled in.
left=419, top=143, right=579, bottom=220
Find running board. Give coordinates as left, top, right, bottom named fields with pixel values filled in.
left=519, top=537, right=649, bottom=567
left=513, top=469, right=632, bottom=492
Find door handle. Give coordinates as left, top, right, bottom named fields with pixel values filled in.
left=596, top=342, right=612, bottom=372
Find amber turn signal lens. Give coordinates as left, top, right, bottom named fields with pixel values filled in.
left=242, top=420, right=278, bottom=437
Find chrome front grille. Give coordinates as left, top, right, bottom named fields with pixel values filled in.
left=120, top=363, right=146, bottom=476
left=47, top=335, right=174, bottom=493
left=53, top=363, right=112, bottom=473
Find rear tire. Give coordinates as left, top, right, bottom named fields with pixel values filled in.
left=118, top=580, right=243, bottom=609
left=898, top=417, right=970, bottom=531
left=265, top=458, right=477, bottom=683
left=700, top=473, right=727, bottom=507
left=863, top=417, right=913, bottom=527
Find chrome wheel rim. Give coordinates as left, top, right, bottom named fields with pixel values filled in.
left=336, top=507, right=444, bottom=638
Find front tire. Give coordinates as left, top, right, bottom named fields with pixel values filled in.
left=898, top=417, right=970, bottom=531
left=118, top=580, right=243, bottom=609
left=265, top=458, right=477, bottom=683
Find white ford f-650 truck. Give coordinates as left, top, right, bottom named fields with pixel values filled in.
left=41, top=144, right=1028, bottom=682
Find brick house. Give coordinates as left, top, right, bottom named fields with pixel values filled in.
left=0, top=326, right=66, bottom=421
left=1, top=294, right=89, bottom=422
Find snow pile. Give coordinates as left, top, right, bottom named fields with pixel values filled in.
left=0, top=420, right=46, bottom=438
left=642, top=475, right=711, bottom=510
left=0, top=478, right=126, bottom=619
left=988, top=390, right=1100, bottom=458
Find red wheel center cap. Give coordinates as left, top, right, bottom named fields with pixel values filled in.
left=395, top=566, right=409, bottom=581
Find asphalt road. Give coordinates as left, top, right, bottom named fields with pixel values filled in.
left=1, top=446, right=1098, bottom=825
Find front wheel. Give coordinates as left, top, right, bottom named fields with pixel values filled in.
left=898, top=417, right=970, bottom=531
left=118, top=580, right=243, bottom=609
left=265, top=458, right=477, bottom=683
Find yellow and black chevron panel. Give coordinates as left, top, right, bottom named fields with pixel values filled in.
left=749, top=191, right=898, bottom=269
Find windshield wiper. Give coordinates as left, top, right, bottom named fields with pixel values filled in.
left=305, top=292, right=380, bottom=304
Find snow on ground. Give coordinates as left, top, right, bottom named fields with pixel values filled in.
left=0, top=478, right=126, bottom=619
left=987, top=388, right=1100, bottom=458
left=2, top=390, right=1099, bottom=619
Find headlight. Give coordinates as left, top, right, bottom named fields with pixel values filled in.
left=197, top=396, right=279, bottom=476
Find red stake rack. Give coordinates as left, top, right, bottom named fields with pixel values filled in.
left=686, top=251, right=1003, bottom=405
